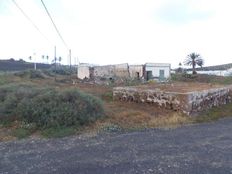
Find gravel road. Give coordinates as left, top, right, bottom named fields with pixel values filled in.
left=1, top=118, right=232, bottom=174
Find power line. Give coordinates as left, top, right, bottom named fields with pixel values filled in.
left=40, top=0, right=68, bottom=49
left=11, top=0, right=50, bottom=43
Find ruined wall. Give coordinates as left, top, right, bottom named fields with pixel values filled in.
left=93, top=63, right=129, bottom=79
left=77, top=66, right=90, bottom=79
left=113, top=86, right=232, bottom=115
left=129, top=65, right=144, bottom=79
left=114, top=63, right=130, bottom=78
left=93, top=65, right=115, bottom=78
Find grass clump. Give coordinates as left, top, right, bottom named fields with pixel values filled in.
left=41, top=127, right=76, bottom=138
left=12, top=128, right=33, bottom=139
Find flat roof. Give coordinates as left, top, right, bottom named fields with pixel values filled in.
left=145, top=63, right=171, bottom=67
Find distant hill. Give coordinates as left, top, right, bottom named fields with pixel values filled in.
left=0, top=59, right=52, bottom=71
left=186, top=63, right=232, bottom=71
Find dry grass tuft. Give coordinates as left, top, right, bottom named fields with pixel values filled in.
left=148, top=113, right=191, bottom=128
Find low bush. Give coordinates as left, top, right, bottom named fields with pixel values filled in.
left=0, top=84, right=104, bottom=128
left=14, top=70, right=45, bottom=79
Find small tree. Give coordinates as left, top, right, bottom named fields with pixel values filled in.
left=184, top=52, right=204, bottom=74
left=46, top=55, right=49, bottom=64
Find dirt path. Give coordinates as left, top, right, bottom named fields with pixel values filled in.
left=1, top=118, right=232, bottom=174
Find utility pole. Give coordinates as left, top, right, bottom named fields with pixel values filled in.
left=54, top=46, right=57, bottom=81
left=33, top=52, right=37, bottom=70
left=69, top=49, right=72, bottom=79
left=69, top=49, right=72, bottom=69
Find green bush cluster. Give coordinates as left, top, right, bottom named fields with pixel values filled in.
left=14, top=70, right=45, bottom=79
left=0, top=84, right=104, bottom=128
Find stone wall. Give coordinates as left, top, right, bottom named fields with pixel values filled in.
left=93, top=63, right=130, bottom=79
left=94, top=65, right=115, bottom=78
left=129, top=65, right=144, bottom=79
left=187, top=87, right=232, bottom=114
left=113, top=85, right=232, bottom=115
left=114, top=63, right=130, bottom=78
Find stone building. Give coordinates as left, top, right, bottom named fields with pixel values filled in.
left=77, top=62, right=171, bottom=81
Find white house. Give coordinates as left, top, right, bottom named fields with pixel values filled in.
left=144, top=63, right=171, bottom=81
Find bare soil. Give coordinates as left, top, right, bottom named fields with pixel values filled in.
left=133, top=82, right=224, bottom=93
left=0, top=74, right=230, bottom=141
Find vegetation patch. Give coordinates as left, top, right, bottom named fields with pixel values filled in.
left=0, top=84, right=104, bottom=132
left=192, top=102, right=232, bottom=123
left=41, top=127, right=77, bottom=138
left=172, top=73, right=232, bottom=85
left=14, top=70, right=45, bottom=79
left=12, top=128, right=33, bottom=139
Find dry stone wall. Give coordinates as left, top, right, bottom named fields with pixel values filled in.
left=113, top=85, right=232, bottom=115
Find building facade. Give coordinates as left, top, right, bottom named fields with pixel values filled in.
left=78, top=63, right=171, bottom=81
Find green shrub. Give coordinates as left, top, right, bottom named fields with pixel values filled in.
left=0, top=84, right=44, bottom=122
left=0, top=85, right=104, bottom=128
left=14, top=70, right=45, bottom=79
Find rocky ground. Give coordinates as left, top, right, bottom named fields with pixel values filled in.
left=1, top=117, right=232, bottom=174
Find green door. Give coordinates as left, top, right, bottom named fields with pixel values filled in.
left=146, top=71, right=152, bottom=80
left=159, top=70, right=165, bottom=81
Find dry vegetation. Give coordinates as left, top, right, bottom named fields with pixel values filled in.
left=1, top=71, right=232, bottom=141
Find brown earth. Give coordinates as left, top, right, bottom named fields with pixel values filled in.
left=1, top=73, right=231, bottom=141
left=133, top=82, right=223, bottom=93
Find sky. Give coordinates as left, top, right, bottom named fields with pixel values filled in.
left=0, top=0, right=232, bottom=68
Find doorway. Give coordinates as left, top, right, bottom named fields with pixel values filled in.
left=159, top=69, right=165, bottom=81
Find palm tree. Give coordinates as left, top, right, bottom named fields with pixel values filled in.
left=58, top=56, right=62, bottom=63
left=46, top=55, right=49, bottom=64
left=184, top=52, right=204, bottom=74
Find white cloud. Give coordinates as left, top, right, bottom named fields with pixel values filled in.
left=1, top=0, right=232, bottom=67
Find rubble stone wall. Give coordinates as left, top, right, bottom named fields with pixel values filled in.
left=129, top=65, right=144, bottom=79
left=113, top=86, right=232, bottom=115
left=93, top=63, right=130, bottom=79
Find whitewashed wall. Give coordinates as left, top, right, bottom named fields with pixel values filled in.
left=145, top=63, right=171, bottom=79
left=77, top=66, right=90, bottom=79
left=187, top=68, right=232, bottom=76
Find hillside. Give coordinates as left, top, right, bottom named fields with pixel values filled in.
left=0, top=59, right=51, bottom=71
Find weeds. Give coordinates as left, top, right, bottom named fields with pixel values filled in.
left=41, top=127, right=76, bottom=138
left=12, top=128, right=33, bottom=139
left=192, top=102, right=232, bottom=123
